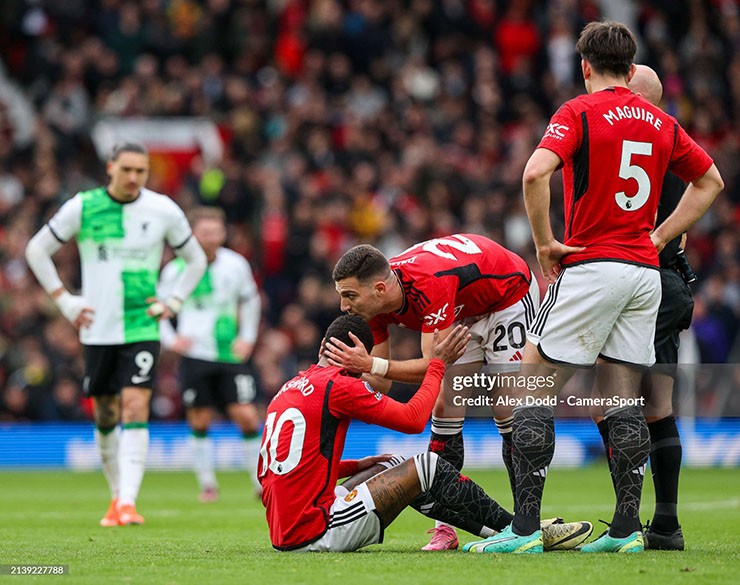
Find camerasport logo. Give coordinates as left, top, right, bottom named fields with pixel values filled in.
left=544, top=123, right=569, bottom=140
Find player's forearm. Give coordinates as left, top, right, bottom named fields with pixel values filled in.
left=653, top=165, right=723, bottom=246
left=25, top=226, right=65, bottom=295
left=170, top=237, right=207, bottom=302
left=523, top=183, right=555, bottom=249
left=238, top=294, right=261, bottom=344
left=375, top=359, right=445, bottom=434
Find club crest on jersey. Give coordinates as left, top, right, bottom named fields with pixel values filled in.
left=544, top=123, right=569, bottom=140
left=344, top=489, right=358, bottom=503
left=424, top=303, right=449, bottom=327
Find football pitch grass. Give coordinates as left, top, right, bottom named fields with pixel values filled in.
left=1, top=466, right=738, bottom=584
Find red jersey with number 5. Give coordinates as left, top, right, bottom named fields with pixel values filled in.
left=259, top=360, right=445, bottom=550
left=369, top=234, right=532, bottom=344
left=537, top=86, right=712, bottom=267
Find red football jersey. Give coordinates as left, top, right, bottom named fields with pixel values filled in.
left=369, top=234, right=532, bottom=344
left=259, top=360, right=445, bottom=550
left=537, top=86, right=712, bottom=267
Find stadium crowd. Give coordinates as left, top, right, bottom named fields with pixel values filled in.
left=0, top=0, right=738, bottom=422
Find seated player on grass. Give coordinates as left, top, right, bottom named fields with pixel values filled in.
left=258, top=315, right=592, bottom=552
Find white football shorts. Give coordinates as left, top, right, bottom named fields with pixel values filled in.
left=527, top=262, right=661, bottom=367
left=291, top=482, right=382, bottom=553
left=456, top=276, right=541, bottom=366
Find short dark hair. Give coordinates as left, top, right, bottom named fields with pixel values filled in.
left=575, top=20, right=637, bottom=78
left=332, top=245, right=390, bottom=283
left=109, top=141, right=148, bottom=161
left=323, top=315, right=374, bottom=356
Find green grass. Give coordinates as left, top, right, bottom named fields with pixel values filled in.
left=1, top=466, right=739, bottom=584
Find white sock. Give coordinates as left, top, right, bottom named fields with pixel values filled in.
left=95, top=426, right=120, bottom=500
left=243, top=434, right=261, bottom=493
left=118, top=425, right=149, bottom=506
left=191, top=434, right=217, bottom=490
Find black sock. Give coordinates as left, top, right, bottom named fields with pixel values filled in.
left=429, top=418, right=465, bottom=472
left=597, top=419, right=617, bottom=493
left=607, top=407, right=650, bottom=538
left=511, top=406, right=555, bottom=536
left=411, top=493, right=498, bottom=537
left=648, top=415, right=682, bottom=533
left=496, top=417, right=516, bottom=501
left=416, top=453, right=513, bottom=532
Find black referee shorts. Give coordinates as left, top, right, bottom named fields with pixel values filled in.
left=654, top=268, right=694, bottom=366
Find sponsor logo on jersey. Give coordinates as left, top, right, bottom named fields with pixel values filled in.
left=344, top=489, right=358, bottom=503
left=544, top=123, right=569, bottom=140
left=424, top=303, right=449, bottom=327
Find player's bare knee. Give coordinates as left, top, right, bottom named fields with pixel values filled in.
left=94, top=395, right=119, bottom=428
left=121, top=387, right=151, bottom=423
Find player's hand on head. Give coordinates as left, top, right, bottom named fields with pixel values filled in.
left=430, top=325, right=470, bottom=365
left=324, top=332, right=373, bottom=374
left=232, top=339, right=254, bottom=362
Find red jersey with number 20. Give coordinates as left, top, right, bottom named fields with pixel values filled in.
left=537, top=86, right=713, bottom=267
left=259, top=360, right=445, bottom=550
left=369, top=234, right=531, bottom=344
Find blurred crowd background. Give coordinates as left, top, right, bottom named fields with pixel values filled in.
left=1, top=0, right=738, bottom=422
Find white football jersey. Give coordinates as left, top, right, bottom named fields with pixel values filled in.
left=48, top=187, right=192, bottom=345
left=159, top=247, right=259, bottom=363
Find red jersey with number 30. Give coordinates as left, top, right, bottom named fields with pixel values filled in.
left=259, top=360, right=445, bottom=550
left=369, top=234, right=531, bottom=344
left=537, top=86, right=713, bottom=267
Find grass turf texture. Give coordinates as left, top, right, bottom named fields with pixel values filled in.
left=1, top=466, right=738, bottom=584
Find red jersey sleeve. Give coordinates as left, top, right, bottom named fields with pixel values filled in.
left=338, top=460, right=359, bottom=478
left=668, top=123, right=713, bottom=183
left=536, top=103, right=581, bottom=164
left=329, top=360, right=446, bottom=434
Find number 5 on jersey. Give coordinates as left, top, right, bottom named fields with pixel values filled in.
left=259, top=408, right=306, bottom=477
left=615, top=140, right=652, bottom=211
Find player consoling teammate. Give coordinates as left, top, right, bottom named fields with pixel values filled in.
left=464, top=21, right=722, bottom=554
left=25, top=142, right=207, bottom=526
left=259, top=316, right=591, bottom=552
left=329, top=234, right=539, bottom=550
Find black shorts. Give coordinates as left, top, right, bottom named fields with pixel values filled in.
left=83, top=341, right=160, bottom=396
left=654, top=268, right=694, bottom=366
left=180, top=357, right=259, bottom=410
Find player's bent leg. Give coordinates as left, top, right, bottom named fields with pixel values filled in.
left=227, top=402, right=262, bottom=497
left=118, top=387, right=151, bottom=525
left=424, top=361, right=481, bottom=550
left=188, top=407, right=218, bottom=502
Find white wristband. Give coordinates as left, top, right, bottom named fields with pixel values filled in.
left=55, top=290, right=87, bottom=322
left=166, top=296, right=183, bottom=314
left=370, top=357, right=389, bottom=377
